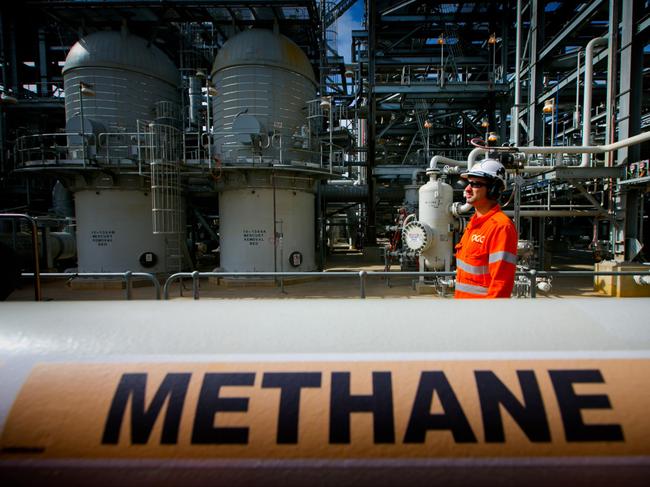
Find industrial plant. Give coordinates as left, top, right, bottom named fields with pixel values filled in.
left=1, top=2, right=650, bottom=484
left=0, top=0, right=648, bottom=299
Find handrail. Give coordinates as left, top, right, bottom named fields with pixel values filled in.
left=12, top=269, right=650, bottom=301
left=162, top=269, right=650, bottom=300
left=20, top=272, right=160, bottom=300
left=162, top=271, right=455, bottom=300
left=1, top=213, right=41, bottom=301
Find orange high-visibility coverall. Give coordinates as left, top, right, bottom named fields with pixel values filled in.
left=454, top=205, right=518, bottom=298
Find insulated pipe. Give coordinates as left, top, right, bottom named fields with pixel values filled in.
left=463, top=130, right=650, bottom=173
left=0, top=299, right=649, bottom=485
left=466, top=147, right=488, bottom=171
left=575, top=48, right=581, bottom=129
left=429, top=155, right=466, bottom=169
left=442, top=166, right=464, bottom=175
left=451, top=201, right=473, bottom=216
left=489, top=130, right=650, bottom=156
left=581, top=37, right=608, bottom=167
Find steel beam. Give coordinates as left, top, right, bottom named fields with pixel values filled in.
left=378, top=102, right=480, bottom=111
left=324, top=0, right=357, bottom=28
left=374, top=83, right=509, bottom=94
left=538, top=0, right=606, bottom=62
left=517, top=48, right=608, bottom=120
left=366, top=56, right=488, bottom=66
left=548, top=166, right=624, bottom=179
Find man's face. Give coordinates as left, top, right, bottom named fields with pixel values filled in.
left=464, top=177, right=489, bottom=206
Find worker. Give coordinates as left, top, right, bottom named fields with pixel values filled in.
left=454, top=158, right=517, bottom=298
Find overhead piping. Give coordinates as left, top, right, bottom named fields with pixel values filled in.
left=515, top=130, right=650, bottom=156
left=429, top=155, right=467, bottom=170
left=581, top=37, right=608, bottom=167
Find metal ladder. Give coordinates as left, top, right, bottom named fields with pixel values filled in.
left=142, top=105, right=184, bottom=272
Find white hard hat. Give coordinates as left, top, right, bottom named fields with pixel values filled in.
left=461, top=158, right=506, bottom=189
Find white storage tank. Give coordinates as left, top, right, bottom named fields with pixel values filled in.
left=210, top=28, right=320, bottom=273
left=74, top=186, right=172, bottom=273
left=218, top=171, right=317, bottom=272
left=418, top=169, right=454, bottom=270
left=61, top=31, right=183, bottom=274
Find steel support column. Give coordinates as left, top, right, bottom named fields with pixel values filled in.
left=616, top=0, right=644, bottom=261
left=366, top=0, right=376, bottom=245
left=38, top=28, right=48, bottom=97
left=617, top=0, right=643, bottom=165
left=605, top=0, right=620, bottom=165
left=527, top=0, right=544, bottom=146
left=9, top=16, right=17, bottom=92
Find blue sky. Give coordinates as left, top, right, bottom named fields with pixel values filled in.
left=335, top=0, right=364, bottom=64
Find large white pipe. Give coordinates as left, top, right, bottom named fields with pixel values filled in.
left=1, top=299, right=649, bottom=485
left=581, top=37, right=608, bottom=167
left=451, top=201, right=473, bottom=216
left=466, top=147, right=488, bottom=171
left=461, top=130, right=649, bottom=178
left=515, top=130, right=650, bottom=156
left=429, top=155, right=467, bottom=169
left=575, top=48, right=581, bottom=129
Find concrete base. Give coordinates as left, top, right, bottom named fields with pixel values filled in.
left=594, top=261, right=650, bottom=297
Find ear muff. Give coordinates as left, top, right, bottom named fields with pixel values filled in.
left=487, top=180, right=503, bottom=200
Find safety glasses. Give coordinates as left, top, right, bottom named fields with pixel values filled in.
left=467, top=181, right=487, bottom=188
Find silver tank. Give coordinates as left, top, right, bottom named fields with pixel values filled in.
left=210, top=29, right=317, bottom=164
left=62, top=30, right=180, bottom=135
left=62, top=31, right=182, bottom=274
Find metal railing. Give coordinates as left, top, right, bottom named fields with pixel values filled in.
left=161, top=270, right=454, bottom=300
left=97, top=131, right=142, bottom=164
left=13, top=128, right=348, bottom=173
left=20, top=272, right=160, bottom=300
left=14, top=132, right=89, bottom=167
left=161, top=269, right=650, bottom=300
left=13, top=269, right=650, bottom=301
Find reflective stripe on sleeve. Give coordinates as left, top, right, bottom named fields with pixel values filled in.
left=455, top=282, right=489, bottom=295
left=456, top=258, right=488, bottom=275
left=488, top=251, right=518, bottom=265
